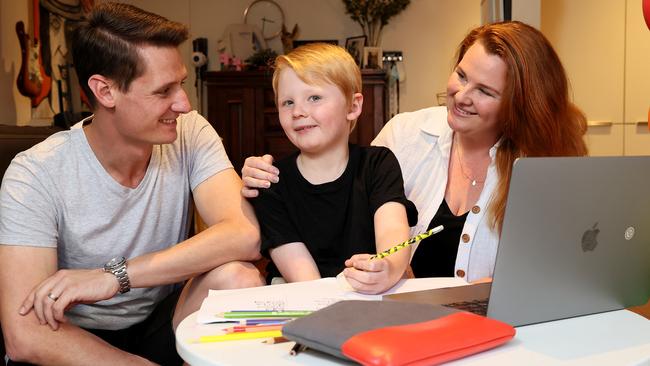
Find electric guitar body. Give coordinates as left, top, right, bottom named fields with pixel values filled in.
left=15, top=0, right=52, bottom=108
left=15, top=21, right=41, bottom=98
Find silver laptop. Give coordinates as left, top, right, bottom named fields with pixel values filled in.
left=387, top=156, right=650, bottom=327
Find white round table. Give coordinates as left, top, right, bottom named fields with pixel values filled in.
left=175, top=312, right=355, bottom=366
left=176, top=309, right=650, bottom=366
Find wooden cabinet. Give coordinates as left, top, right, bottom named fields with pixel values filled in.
left=204, top=70, right=388, bottom=172
left=541, top=0, right=650, bottom=156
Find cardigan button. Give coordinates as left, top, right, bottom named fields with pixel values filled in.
left=456, top=269, right=466, bottom=277
left=461, top=233, right=470, bottom=243
left=471, top=205, right=481, bottom=214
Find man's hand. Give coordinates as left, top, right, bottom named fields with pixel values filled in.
left=20, top=268, right=119, bottom=330
left=241, top=154, right=278, bottom=198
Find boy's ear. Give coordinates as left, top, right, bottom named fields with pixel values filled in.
left=347, top=92, right=364, bottom=121
left=87, top=74, right=117, bottom=109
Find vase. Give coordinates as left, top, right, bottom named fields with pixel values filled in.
left=364, top=20, right=383, bottom=47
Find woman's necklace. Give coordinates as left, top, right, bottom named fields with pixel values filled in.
left=455, top=139, right=487, bottom=187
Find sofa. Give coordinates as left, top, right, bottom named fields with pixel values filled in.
left=0, top=125, right=64, bottom=181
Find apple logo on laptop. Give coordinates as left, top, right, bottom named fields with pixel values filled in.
left=581, top=223, right=600, bottom=252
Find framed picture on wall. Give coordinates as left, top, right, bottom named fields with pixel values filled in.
left=363, top=47, right=382, bottom=69
left=292, top=39, right=339, bottom=48
left=345, top=35, right=366, bottom=66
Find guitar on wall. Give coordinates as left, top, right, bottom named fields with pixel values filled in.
left=16, top=0, right=52, bottom=108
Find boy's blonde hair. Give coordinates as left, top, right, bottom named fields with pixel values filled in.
left=272, top=43, right=362, bottom=131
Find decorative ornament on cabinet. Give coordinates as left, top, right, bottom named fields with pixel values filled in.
left=280, top=24, right=299, bottom=54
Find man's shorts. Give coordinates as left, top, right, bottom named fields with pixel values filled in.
left=7, top=287, right=183, bottom=366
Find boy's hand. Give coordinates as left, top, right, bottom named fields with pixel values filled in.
left=403, top=265, right=415, bottom=279
left=343, top=254, right=397, bottom=294
left=241, top=154, right=279, bottom=198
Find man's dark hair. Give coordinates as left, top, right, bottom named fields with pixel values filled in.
left=72, top=2, right=189, bottom=108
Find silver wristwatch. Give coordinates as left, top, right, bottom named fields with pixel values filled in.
left=103, top=257, right=131, bottom=294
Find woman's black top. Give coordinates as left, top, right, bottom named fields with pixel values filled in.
left=410, top=199, right=468, bottom=277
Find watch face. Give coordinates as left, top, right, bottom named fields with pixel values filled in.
left=244, top=0, right=285, bottom=40
left=106, top=257, right=125, bottom=268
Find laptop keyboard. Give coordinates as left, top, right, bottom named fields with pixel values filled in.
left=443, top=299, right=488, bottom=316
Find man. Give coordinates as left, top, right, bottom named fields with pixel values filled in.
left=0, top=3, right=263, bottom=365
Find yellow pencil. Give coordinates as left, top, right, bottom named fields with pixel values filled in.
left=370, top=225, right=444, bottom=260
left=190, top=330, right=283, bottom=343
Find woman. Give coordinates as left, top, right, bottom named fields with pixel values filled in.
left=242, top=21, right=587, bottom=283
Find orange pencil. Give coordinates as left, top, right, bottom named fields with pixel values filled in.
left=263, top=336, right=290, bottom=344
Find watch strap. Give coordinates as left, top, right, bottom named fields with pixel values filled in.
left=104, top=257, right=131, bottom=294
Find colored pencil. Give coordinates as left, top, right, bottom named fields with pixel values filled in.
left=224, top=324, right=283, bottom=333
left=220, top=310, right=312, bottom=319
left=370, top=225, right=444, bottom=260
left=290, top=342, right=307, bottom=356
left=191, top=330, right=283, bottom=343
left=263, top=336, right=290, bottom=344
left=238, top=318, right=291, bottom=326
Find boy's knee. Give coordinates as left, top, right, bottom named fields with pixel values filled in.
left=208, top=261, right=265, bottom=289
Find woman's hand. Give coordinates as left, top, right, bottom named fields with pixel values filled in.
left=241, top=154, right=279, bottom=198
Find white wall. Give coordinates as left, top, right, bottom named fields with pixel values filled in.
left=1, top=0, right=31, bottom=126
left=1, top=0, right=480, bottom=125
left=383, top=0, right=480, bottom=112
left=131, top=0, right=481, bottom=114
left=512, top=0, right=541, bottom=29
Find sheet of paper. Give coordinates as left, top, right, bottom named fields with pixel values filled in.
left=197, top=278, right=377, bottom=323
left=197, top=276, right=469, bottom=324
left=381, top=277, right=468, bottom=295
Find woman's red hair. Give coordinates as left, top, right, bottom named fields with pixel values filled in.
left=455, top=21, right=588, bottom=231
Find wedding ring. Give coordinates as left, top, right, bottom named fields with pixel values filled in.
left=47, top=293, right=59, bottom=301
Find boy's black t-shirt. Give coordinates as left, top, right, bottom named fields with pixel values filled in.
left=252, top=144, right=418, bottom=281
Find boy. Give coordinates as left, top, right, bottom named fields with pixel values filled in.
left=252, top=43, right=417, bottom=294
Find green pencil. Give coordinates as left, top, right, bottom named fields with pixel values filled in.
left=220, top=310, right=313, bottom=319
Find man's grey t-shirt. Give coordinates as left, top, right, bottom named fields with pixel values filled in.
left=0, top=111, right=232, bottom=330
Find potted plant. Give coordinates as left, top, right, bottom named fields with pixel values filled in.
left=245, top=48, right=278, bottom=71
left=342, top=0, right=410, bottom=47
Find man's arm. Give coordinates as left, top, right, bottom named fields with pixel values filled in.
left=21, top=168, right=261, bottom=329
left=0, top=245, right=152, bottom=365
left=127, top=168, right=261, bottom=286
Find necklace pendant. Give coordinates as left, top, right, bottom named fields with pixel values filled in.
left=472, top=180, right=477, bottom=186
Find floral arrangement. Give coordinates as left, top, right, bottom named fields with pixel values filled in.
left=245, top=48, right=278, bottom=70
left=342, top=0, right=411, bottom=46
